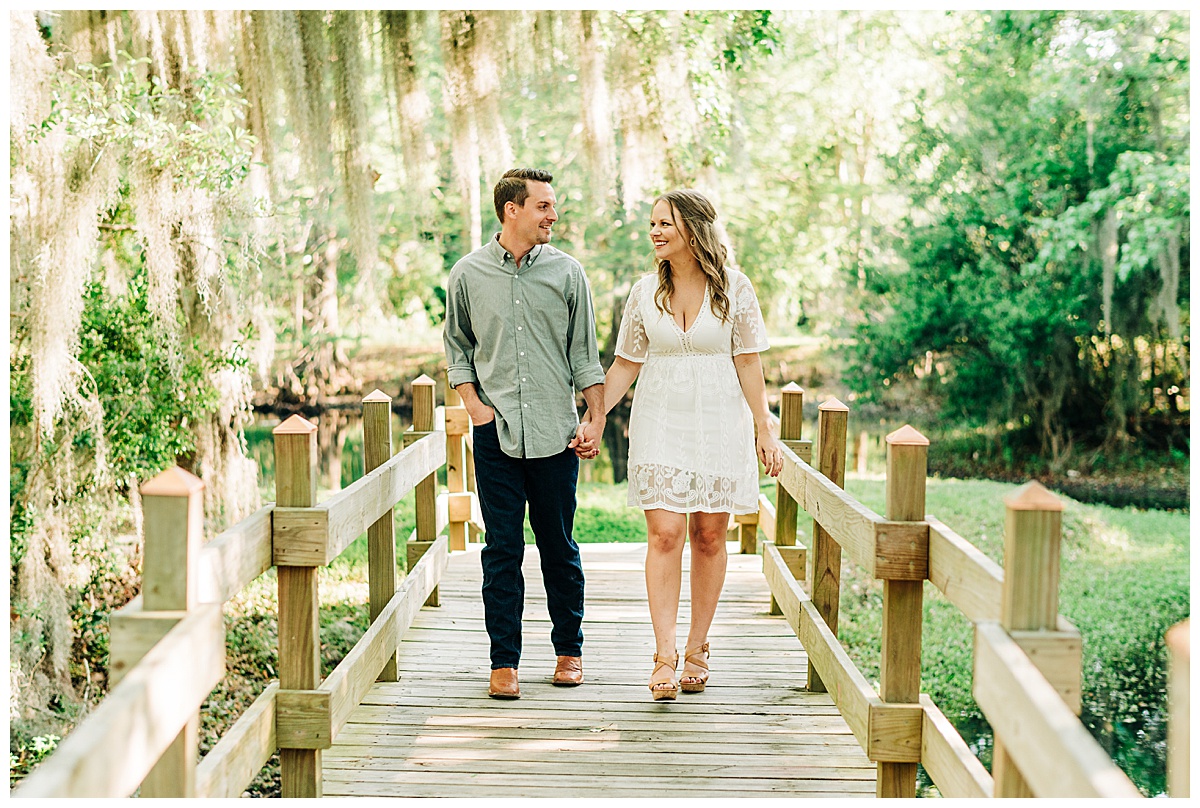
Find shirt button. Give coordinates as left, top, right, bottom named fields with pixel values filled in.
left=522, top=377, right=526, bottom=382
left=515, top=299, right=520, bottom=304
left=517, top=326, right=523, bottom=331
left=519, top=352, right=525, bottom=356
left=523, top=403, right=529, bottom=408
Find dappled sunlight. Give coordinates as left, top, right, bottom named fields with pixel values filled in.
left=1079, top=514, right=1133, bottom=553
left=318, top=576, right=371, bottom=605
left=1071, top=510, right=1187, bottom=563
left=407, top=735, right=623, bottom=761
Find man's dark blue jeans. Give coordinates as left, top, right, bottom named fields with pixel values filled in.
left=471, top=419, right=585, bottom=670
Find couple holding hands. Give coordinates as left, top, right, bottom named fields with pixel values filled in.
left=443, top=168, right=783, bottom=701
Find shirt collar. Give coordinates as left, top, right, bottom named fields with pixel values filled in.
left=487, top=233, right=544, bottom=268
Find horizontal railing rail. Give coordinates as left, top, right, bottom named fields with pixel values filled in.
left=13, top=606, right=225, bottom=797
left=272, top=430, right=444, bottom=566
left=777, top=443, right=929, bottom=580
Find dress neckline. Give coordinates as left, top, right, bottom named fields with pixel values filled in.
left=669, top=283, right=709, bottom=337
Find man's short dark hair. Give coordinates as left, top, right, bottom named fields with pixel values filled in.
left=494, top=168, right=554, bottom=222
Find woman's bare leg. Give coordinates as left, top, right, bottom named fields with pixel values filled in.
left=681, top=510, right=729, bottom=685
left=644, top=509, right=687, bottom=676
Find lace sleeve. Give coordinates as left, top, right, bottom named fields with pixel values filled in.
left=731, top=271, right=769, bottom=356
left=615, top=279, right=649, bottom=363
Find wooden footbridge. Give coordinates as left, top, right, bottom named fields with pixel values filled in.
left=14, top=377, right=1190, bottom=799
left=323, top=542, right=874, bottom=798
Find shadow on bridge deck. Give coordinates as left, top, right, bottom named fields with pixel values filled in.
left=324, top=543, right=876, bottom=798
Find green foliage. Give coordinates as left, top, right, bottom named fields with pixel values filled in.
left=850, top=11, right=1189, bottom=459
left=38, top=56, right=254, bottom=192
left=1037, top=152, right=1189, bottom=285
left=10, top=37, right=266, bottom=762
left=9, top=735, right=61, bottom=787
left=76, top=270, right=217, bottom=483
left=10, top=261, right=246, bottom=502
left=720, top=11, right=781, bottom=70
left=9, top=257, right=244, bottom=738
left=926, top=425, right=1190, bottom=509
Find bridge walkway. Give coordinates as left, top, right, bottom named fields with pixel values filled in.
left=324, top=542, right=875, bottom=798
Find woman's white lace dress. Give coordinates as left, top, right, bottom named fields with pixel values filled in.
left=615, top=269, right=769, bottom=515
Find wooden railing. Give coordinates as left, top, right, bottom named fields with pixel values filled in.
left=12, top=374, right=482, bottom=798
left=752, top=383, right=1186, bottom=798
left=12, top=372, right=1186, bottom=799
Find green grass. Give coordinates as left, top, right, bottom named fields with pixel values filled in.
left=524, top=482, right=647, bottom=544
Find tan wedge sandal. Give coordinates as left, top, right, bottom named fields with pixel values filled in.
left=649, top=651, right=679, bottom=701
left=680, top=642, right=710, bottom=693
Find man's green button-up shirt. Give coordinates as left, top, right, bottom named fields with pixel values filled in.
left=444, top=234, right=606, bottom=459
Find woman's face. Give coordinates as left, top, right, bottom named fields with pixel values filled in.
left=649, top=199, right=691, bottom=265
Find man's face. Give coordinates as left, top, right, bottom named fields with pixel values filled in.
left=507, top=181, right=558, bottom=246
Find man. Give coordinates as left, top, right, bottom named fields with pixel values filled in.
left=443, top=168, right=606, bottom=699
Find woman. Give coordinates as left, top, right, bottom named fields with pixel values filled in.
left=576, top=189, right=783, bottom=700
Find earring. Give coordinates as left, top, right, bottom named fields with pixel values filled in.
left=690, top=237, right=696, bottom=247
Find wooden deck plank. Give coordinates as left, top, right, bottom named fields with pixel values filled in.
left=325, top=745, right=871, bottom=764
left=330, top=725, right=866, bottom=749
left=323, top=771, right=876, bottom=796
left=326, top=781, right=875, bottom=798
left=324, top=542, right=875, bottom=798
left=356, top=693, right=842, bottom=712
left=323, top=759, right=876, bottom=780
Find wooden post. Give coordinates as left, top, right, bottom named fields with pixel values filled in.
left=807, top=398, right=848, bottom=693
left=136, top=466, right=204, bottom=798
left=1166, top=619, right=1190, bottom=798
left=737, top=510, right=759, bottom=555
left=273, top=414, right=322, bottom=798
left=444, top=371, right=469, bottom=551
left=992, top=481, right=1065, bottom=798
left=363, top=390, right=398, bottom=682
left=877, top=424, right=928, bottom=798
left=770, top=384, right=803, bottom=615
left=410, top=375, right=440, bottom=606
left=464, top=431, right=480, bottom=542
left=460, top=370, right=477, bottom=522
left=465, top=436, right=477, bottom=496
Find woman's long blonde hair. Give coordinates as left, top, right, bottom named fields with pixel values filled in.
left=652, top=189, right=731, bottom=324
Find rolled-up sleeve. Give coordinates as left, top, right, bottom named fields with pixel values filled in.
left=443, top=272, right=479, bottom=388
left=566, top=265, right=606, bottom=390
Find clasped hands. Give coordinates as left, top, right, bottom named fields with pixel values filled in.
left=569, top=417, right=604, bottom=459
